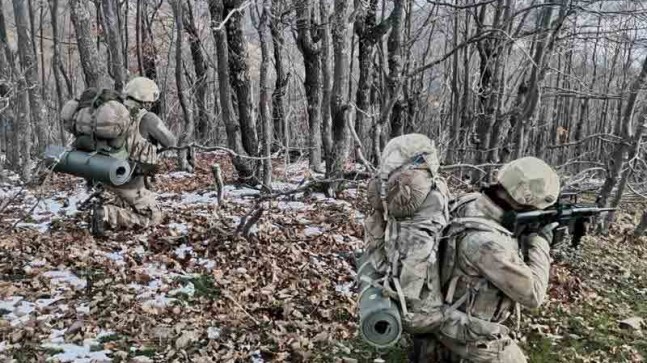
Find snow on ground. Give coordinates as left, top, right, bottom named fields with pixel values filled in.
left=1, top=160, right=367, bottom=361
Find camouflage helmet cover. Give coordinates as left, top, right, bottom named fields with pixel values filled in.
left=124, top=77, right=160, bottom=103
left=379, top=133, right=439, bottom=179
left=496, top=156, right=560, bottom=209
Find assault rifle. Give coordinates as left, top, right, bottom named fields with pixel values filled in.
left=501, top=192, right=615, bottom=248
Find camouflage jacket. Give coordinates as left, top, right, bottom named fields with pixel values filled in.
left=441, top=193, right=552, bottom=323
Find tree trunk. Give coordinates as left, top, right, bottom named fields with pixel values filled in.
left=257, top=0, right=272, bottom=188
left=327, top=0, right=351, bottom=192
left=0, top=4, right=19, bottom=171
left=605, top=114, right=646, bottom=228
left=296, top=1, right=323, bottom=171
left=270, top=0, right=288, bottom=148
left=354, top=0, right=391, bottom=158
left=13, top=0, right=47, bottom=152
left=446, top=1, right=460, bottom=164
left=70, top=0, right=112, bottom=88
left=597, top=54, right=647, bottom=208
left=387, top=0, right=404, bottom=138
left=319, top=0, right=333, bottom=164
left=208, top=0, right=255, bottom=181
left=102, top=0, right=126, bottom=91
left=224, top=0, right=259, bottom=158
left=171, top=0, right=194, bottom=172
left=140, top=0, right=162, bottom=114
left=49, top=0, right=67, bottom=145
left=183, top=0, right=209, bottom=142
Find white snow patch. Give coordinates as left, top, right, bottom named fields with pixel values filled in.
left=43, top=270, right=87, bottom=290
left=30, top=258, right=47, bottom=267
left=179, top=192, right=220, bottom=204
left=165, top=171, right=193, bottom=179
left=15, top=221, right=50, bottom=233
left=335, top=282, right=354, bottom=297
left=169, top=282, right=195, bottom=298
left=276, top=201, right=308, bottom=211
left=343, top=188, right=359, bottom=198
left=174, top=244, right=195, bottom=259
left=103, top=250, right=126, bottom=266
left=0, top=296, right=23, bottom=312
left=168, top=222, right=189, bottom=235
left=270, top=181, right=300, bottom=192
left=251, top=350, right=265, bottom=363
left=96, top=330, right=116, bottom=340
left=223, top=185, right=260, bottom=198
left=41, top=341, right=111, bottom=363
left=76, top=303, right=90, bottom=315
left=35, top=297, right=62, bottom=308
left=133, top=245, right=147, bottom=256
left=196, top=258, right=216, bottom=271
left=304, top=226, right=323, bottom=237
left=48, top=329, right=66, bottom=344
left=207, top=326, right=222, bottom=340
left=141, top=295, right=176, bottom=309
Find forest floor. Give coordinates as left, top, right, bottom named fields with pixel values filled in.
left=0, top=152, right=645, bottom=363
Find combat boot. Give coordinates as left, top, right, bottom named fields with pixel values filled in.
left=91, top=204, right=107, bottom=237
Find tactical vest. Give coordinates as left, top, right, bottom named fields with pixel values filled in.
left=124, top=108, right=158, bottom=166
left=440, top=193, right=520, bottom=324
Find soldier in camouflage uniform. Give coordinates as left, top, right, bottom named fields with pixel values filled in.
left=92, top=77, right=176, bottom=235
left=362, top=134, right=510, bottom=360
left=414, top=156, right=560, bottom=362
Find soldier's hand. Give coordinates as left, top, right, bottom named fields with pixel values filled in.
left=537, top=222, right=559, bottom=243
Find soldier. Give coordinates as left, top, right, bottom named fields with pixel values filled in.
left=416, top=156, right=560, bottom=362
left=362, top=134, right=509, bottom=358
left=92, top=77, right=176, bottom=235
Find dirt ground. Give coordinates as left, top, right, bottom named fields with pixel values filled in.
left=0, top=153, right=645, bottom=362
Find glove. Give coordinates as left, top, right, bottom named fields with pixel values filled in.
left=537, top=222, right=559, bottom=244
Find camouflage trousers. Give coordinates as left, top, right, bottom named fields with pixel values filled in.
left=102, top=176, right=163, bottom=229
left=409, top=334, right=527, bottom=363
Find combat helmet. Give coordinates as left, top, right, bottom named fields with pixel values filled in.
left=124, top=77, right=160, bottom=103
left=496, top=156, right=560, bottom=209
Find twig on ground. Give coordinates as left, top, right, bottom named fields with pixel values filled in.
left=223, top=291, right=260, bottom=325
left=160, top=143, right=280, bottom=161
left=211, top=164, right=224, bottom=201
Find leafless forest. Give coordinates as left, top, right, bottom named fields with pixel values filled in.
left=1, top=0, right=647, bottom=228
left=1, top=1, right=647, bottom=361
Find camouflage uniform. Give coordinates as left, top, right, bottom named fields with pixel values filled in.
left=431, top=157, right=560, bottom=362
left=99, top=77, right=176, bottom=231
left=362, top=135, right=509, bottom=360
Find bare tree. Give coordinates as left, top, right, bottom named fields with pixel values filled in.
left=49, top=0, right=68, bottom=144
left=296, top=0, right=323, bottom=171
left=183, top=0, right=210, bottom=142
left=387, top=0, right=405, bottom=138
left=101, top=0, right=126, bottom=91
left=270, top=0, right=288, bottom=147
left=70, top=0, right=112, bottom=88
left=327, top=0, right=351, bottom=191
left=319, top=0, right=333, bottom=162
left=12, top=0, right=47, bottom=152
left=253, top=0, right=273, bottom=188
left=171, top=0, right=195, bottom=172
left=224, top=0, right=259, bottom=159
left=354, top=0, right=392, bottom=153
left=208, top=0, right=255, bottom=181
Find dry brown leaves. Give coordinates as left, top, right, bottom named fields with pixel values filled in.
left=0, top=158, right=368, bottom=362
